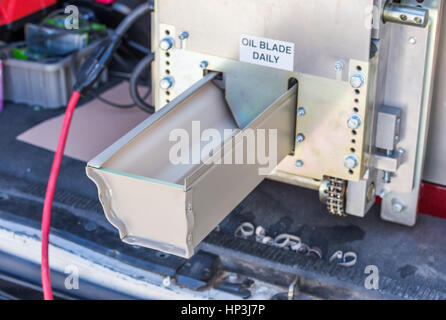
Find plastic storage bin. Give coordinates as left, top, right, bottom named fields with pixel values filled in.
left=2, top=40, right=107, bottom=108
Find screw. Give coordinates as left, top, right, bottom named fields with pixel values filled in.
left=296, top=133, right=305, bottom=143
left=409, top=37, right=417, bottom=45
left=159, top=37, right=174, bottom=51
left=414, top=17, right=423, bottom=25
left=344, top=154, right=359, bottom=169
left=347, top=114, right=362, bottom=130
left=397, top=148, right=406, bottom=157
left=334, top=60, right=344, bottom=72
left=383, top=171, right=392, bottom=184
left=295, top=160, right=304, bottom=168
left=178, top=31, right=189, bottom=40
left=199, top=60, right=209, bottom=69
left=159, top=76, right=174, bottom=90
left=383, top=149, right=393, bottom=184
left=350, top=73, right=365, bottom=89
left=297, top=107, right=306, bottom=117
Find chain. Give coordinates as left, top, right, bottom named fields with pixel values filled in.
left=326, top=177, right=348, bottom=217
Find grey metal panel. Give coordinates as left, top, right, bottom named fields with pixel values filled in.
left=157, top=0, right=373, bottom=79
left=424, top=11, right=446, bottom=186
left=379, top=0, right=443, bottom=226
left=380, top=22, right=430, bottom=193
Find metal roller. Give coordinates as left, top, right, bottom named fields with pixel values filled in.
left=383, top=2, right=429, bottom=28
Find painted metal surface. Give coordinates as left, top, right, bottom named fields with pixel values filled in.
left=419, top=182, right=446, bottom=220
left=0, top=0, right=56, bottom=26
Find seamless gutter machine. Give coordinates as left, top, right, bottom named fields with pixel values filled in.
left=88, top=0, right=445, bottom=257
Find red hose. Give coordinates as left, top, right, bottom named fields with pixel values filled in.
left=41, top=91, right=81, bottom=300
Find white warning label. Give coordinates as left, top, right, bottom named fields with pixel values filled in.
left=240, top=35, right=295, bottom=71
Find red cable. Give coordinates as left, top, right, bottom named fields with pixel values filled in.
left=41, top=91, right=81, bottom=300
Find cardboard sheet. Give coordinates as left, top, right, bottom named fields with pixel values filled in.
left=17, top=81, right=151, bottom=162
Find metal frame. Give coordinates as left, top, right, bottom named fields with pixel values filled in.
left=377, top=0, right=443, bottom=226
left=150, top=0, right=443, bottom=226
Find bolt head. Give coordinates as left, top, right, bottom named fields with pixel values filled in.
left=179, top=31, right=189, bottom=40
left=159, top=76, right=174, bottom=90
left=392, top=200, right=405, bottom=213
left=350, top=74, right=365, bottom=89
left=409, top=37, right=417, bottom=45
left=296, top=133, right=305, bottom=143
left=297, top=107, right=306, bottom=117
left=344, top=154, right=359, bottom=169
left=414, top=17, right=423, bottom=24
left=379, top=188, right=389, bottom=198
left=199, top=60, right=209, bottom=69
left=347, top=114, right=362, bottom=130
left=397, top=148, right=406, bottom=157
left=295, top=160, right=304, bottom=168
left=159, top=37, right=174, bottom=51
left=334, top=60, right=344, bottom=72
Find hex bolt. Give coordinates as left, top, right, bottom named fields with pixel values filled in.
left=296, top=133, right=305, bottom=143
left=297, top=107, right=306, bottom=117
left=379, top=188, right=389, bottom=198
left=344, top=154, right=359, bottom=169
left=295, top=160, right=304, bottom=168
left=159, top=76, right=174, bottom=90
left=397, top=148, right=406, bottom=157
left=200, top=60, right=209, bottom=69
left=392, top=199, right=405, bottom=213
left=178, top=31, right=189, bottom=40
left=334, top=60, right=345, bottom=72
left=159, top=37, right=175, bottom=51
left=347, top=114, right=362, bottom=130
left=350, top=73, right=365, bottom=89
